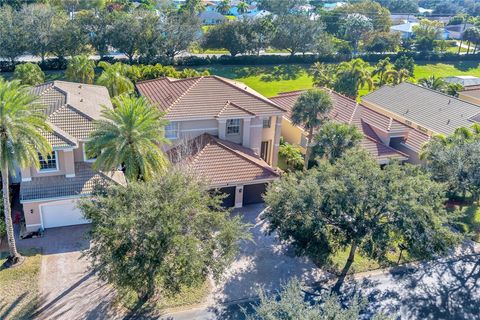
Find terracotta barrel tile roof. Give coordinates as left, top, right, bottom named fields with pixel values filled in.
left=136, top=76, right=286, bottom=120
left=168, top=134, right=279, bottom=187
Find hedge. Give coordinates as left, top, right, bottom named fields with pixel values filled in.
left=1, top=51, right=480, bottom=72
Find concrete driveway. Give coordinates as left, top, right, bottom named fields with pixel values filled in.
left=18, top=225, right=121, bottom=320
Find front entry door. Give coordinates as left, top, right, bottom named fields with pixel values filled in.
left=261, top=141, right=270, bottom=163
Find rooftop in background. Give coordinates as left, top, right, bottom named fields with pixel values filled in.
left=270, top=90, right=411, bottom=162
left=136, top=76, right=286, bottom=121
left=444, top=75, right=480, bottom=87
left=390, top=22, right=419, bottom=33
left=32, top=81, right=112, bottom=149
left=362, top=82, right=480, bottom=136
left=167, top=133, right=279, bottom=187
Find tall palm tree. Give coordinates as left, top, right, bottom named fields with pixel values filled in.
left=312, top=121, right=362, bottom=163
left=372, top=58, right=392, bottom=86
left=87, top=95, right=170, bottom=182
left=216, top=0, right=231, bottom=14
left=446, top=83, right=464, bottom=97
left=96, top=61, right=134, bottom=97
left=337, top=58, right=373, bottom=94
left=418, top=76, right=446, bottom=91
left=65, top=55, right=96, bottom=84
left=384, top=68, right=410, bottom=85
left=13, top=63, right=45, bottom=86
left=291, top=89, right=333, bottom=170
left=236, top=1, right=248, bottom=14
left=310, top=62, right=335, bottom=88
left=0, top=79, right=52, bottom=266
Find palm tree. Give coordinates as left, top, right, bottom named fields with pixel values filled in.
left=216, top=0, right=231, bottom=14
left=418, top=76, right=446, bottom=91
left=337, top=58, right=373, bottom=95
left=0, top=79, right=52, bottom=266
left=87, top=95, right=170, bottom=182
left=291, top=89, right=333, bottom=170
left=446, top=83, right=464, bottom=97
left=96, top=61, right=134, bottom=97
left=278, top=140, right=303, bottom=171
left=384, top=68, right=410, bottom=85
left=236, top=1, right=248, bottom=14
left=312, top=121, right=362, bottom=163
left=13, top=63, right=45, bottom=86
left=310, top=62, right=335, bottom=88
left=463, top=27, right=480, bottom=54
left=65, top=55, right=96, bottom=84
left=372, top=58, right=392, bottom=87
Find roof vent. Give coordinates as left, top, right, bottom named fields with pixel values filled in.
left=404, top=109, right=409, bottom=114
left=244, top=87, right=248, bottom=90
left=78, top=84, right=82, bottom=89
left=80, top=98, right=84, bottom=102
left=447, top=119, right=451, bottom=125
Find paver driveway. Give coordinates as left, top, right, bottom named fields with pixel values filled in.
left=18, top=225, right=120, bottom=320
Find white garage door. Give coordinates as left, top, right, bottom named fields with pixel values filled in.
left=41, top=200, right=89, bottom=229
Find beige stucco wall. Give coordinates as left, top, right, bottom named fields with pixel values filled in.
left=281, top=118, right=305, bottom=150
left=458, top=93, right=480, bottom=106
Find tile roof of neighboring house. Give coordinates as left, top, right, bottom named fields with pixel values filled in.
left=362, top=82, right=480, bottom=136
left=270, top=89, right=412, bottom=161
left=136, top=76, right=286, bottom=120
left=20, top=162, right=126, bottom=202
left=167, top=133, right=279, bottom=187
left=459, top=86, right=480, bottom=103
left=32, top=81, right=112, bottom=149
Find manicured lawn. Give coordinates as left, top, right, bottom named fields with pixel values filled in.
left=414, top=61, right=480, bottom=79
left=0, top=249, right=41, bottom=320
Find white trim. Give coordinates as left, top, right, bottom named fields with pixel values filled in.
left=181, top=128, right=218, bottom=132
left=250, top=124, right=263, bottom=128
left=37, top=151, right=59, bottom=173
left=66, top=174, right=76, bottom=178
left=20, top=194, right=87, bottom=204
left=64, top=148, right=74, bottom=152
left=209, top=177, right=279, bottom=189
left=22, top=177, right=32, bottom=182
left=26, top=223, right=42, bottom=228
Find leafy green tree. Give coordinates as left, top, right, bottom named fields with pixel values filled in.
left=394, top=54, right=415, bottom=74
left=340, top=0, right=392, bottom=32
left=109, top=11, right=142, bottom=63
left=136, top=10, right=162, bottom=63
left=271, top=13, right=326, bottom=56
left=202, top=21, right=250, bottom=57
left=310, top=62, right=336, bottom=88
left=13, top=63, right=45, bottom=86
left=181, top=0, right=204, bottom=16
left=88, top=95, right=169, bottom=182
left=65, top=55, right=96, bottom=84
left=291, top=89, right=333, bottom=170
left=0, top=79, right=52, bottom=266
left=372, top=57, right=393, bottom=86
left=418, top=75, right=446, bottom=91
left=75, top=9, right=113, bottom=58
left=21, top=4, right=61, bottom=63
left=340, top=13, right=373, bottom=53
left=257, top=0, right=306, bottom=15
left=279, top=140, right=303, bottom=171
left=160, top=12, right=200, bottom=60
left=463, top=26, right=480, bottom=54
left=96, top=61, right=134, bottom=97
left=384, top=68, right=410, bottom=85
left=446, top=82, right=464, bottom=97
left=375, top=0, right=418, bottom=14
left=334, top=58, right=373, bottom=98
left=362, top=31, right=400, bottom=53
left=311, top=121, right=362, bottom=163
left=78, top=169, right=250, bottom=301
left=0, top=6, right=28, bottom=63
left=413, top=19, right=443, bottom=52
left=264, top=148, right=460, bottom=292
left=247, top=278, right=372, bottom=320
left=50, top=15, right=90, bottom=59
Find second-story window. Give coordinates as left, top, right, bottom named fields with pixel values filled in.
left=226, top=119, right=241, bottom=135
left=263, top=117, right=271, bottom=128
left=165, top=122, right=179, bottom=139
left=39, top=152, right=58, bottom=171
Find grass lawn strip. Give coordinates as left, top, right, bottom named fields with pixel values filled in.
left=0, top=248, right=41, bottom=320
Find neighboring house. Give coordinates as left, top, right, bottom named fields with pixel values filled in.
left=136, top=75, right=285, bottom=208
left=444, top=75, right=480, bottom=88
left=270, top=90, right=409, bottom=164
left=20, top=81, right=126, bottom=232
left=390, top=22, right=418, bottom=39
left=391, top=14, right=419, bottom=25
left=199, top=11, right=226, bottom=25
left=362, top=82, right=480, bottom=161
left=322, top=2, right=346, bottom=11
left=445, top=23, right=473, bottom=40
left=242, top=9, right=271, bottom=20
left=458, top=85, right=480, bottom=105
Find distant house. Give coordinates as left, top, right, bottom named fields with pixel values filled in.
left=390, top=22, right=418, bottom=39
left=445, top=23, right=474, bottom=40
left=362, top=82, right=480, bottom=162
left=444, top=76, right=480, bottom=88
left=242, top=9, right=271, bottom=20
left=391, top=14, right=419, bottom=25
left=322, top=2, right=346, bottom=11
left=199, top=11, right=226, bottom=25
left=270, top=90, right=409, bottom=165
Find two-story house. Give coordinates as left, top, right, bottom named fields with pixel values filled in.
left=136, top=75, right=285, bottom=207
left=20, top=81, right=125, bottom=232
